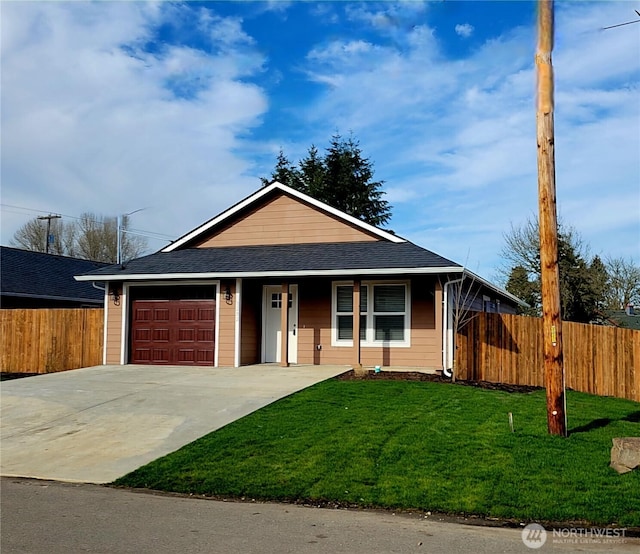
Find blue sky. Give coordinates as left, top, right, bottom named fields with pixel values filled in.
left=1, top=1, right=639, bottom=281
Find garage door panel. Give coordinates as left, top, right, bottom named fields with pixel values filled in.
left=152, top=328, right=170, bottom=342
left=151, top=348, right=170, bottom=363
left=130, top=299, right=215, bottom=366
left=197, top=349, right=214, bottom=363
left=132, top=348, right=151, bottom=362
left=177, top=349, right=195, bottom=363
left=134, top=308, right=152, bottom=321
left=178, top=328, right=195, bottom=342
left=153, top=308, right=170, bottom=321
left=198, top=308, right=215, bottom=320
left=178, top=307, right=199, bottom=322
left=133, top=329, right=151, bottom=342
left=197, top=329, right=214, bottom=342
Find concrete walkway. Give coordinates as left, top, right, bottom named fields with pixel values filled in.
left=0, top=364, right=348, bottom=484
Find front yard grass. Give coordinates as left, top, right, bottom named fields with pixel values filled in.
left=115, top=379, right=640, bottom=527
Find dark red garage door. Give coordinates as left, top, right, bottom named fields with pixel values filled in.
left=130, top=299, right=215, bottom=365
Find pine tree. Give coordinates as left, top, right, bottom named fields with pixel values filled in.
left=260, top=150, right=303, bottom=191
left=505, top=265, right=540, bottom=316
left=262, top=134, right=392, bottom=227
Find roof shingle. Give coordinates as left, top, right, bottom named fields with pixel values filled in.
left=84, top=241, right=460, bottom=278
left=1, top=246, right=109, bottom=303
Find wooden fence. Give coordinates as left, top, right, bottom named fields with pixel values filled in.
left=1, top=309, right=104, bottom=373
left=456, top=313, right=640, bottom=402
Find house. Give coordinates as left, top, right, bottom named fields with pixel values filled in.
left=76, top=182, right=525, bottom=370
left=1, top=246, right=108, bottom=308
left=604, top=306, right=640, bottom=331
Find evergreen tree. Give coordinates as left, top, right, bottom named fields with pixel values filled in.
left=588, top=255, right=609, bottom=312
left=298, top=145, right=326, bottom=199
left=505, top=265, right=539, bottom=316
left=262, top=134, right=392, bottom=227
left=260, top=150, right=302, bottom=191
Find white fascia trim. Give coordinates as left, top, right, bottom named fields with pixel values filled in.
left=76, top=266, right=464, bottom=282
left=161, top=181, right=404, bottom=252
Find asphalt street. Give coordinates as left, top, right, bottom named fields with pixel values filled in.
left=2, top=478, right=638, bottom=554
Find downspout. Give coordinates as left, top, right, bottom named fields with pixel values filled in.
left=442, top=274, right=464, bottom=373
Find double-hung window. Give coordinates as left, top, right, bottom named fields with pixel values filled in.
left=373, top=285, right=406, bottom=341
left=336, top=285, right=367, bottom=341
left=333, top=281, right=410, bottom=346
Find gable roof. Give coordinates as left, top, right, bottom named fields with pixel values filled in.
left=80, top=241, right=460, bottom=280
left=1, top=246, right=109, bottom=304
left=162, top=181, right=404, bottom=252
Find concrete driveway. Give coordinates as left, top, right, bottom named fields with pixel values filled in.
left=1, top=364, right=348, bottom=484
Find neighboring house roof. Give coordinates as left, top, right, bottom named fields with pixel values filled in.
left=606, top=310, right=640, bottom=330
left=1, top=246, right=108, bottom=305
left=163, top=181, right=404, bottom=251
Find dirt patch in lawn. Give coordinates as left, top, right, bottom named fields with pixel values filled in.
left=336, top=369, right=543, bottom=394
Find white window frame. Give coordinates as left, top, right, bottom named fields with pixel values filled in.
left=331, top=280, right=411, bottom=348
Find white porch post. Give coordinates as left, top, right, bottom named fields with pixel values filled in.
left=280, top=282, right=289, bottom=367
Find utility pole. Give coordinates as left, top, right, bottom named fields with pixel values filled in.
left=117, top=208, right=146, bottom=265
left=536, top=0, right=567, bottom=436
left=37, top=214, right=61, bottom=254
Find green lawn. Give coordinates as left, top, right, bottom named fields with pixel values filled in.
left=115, top=379, right=640, bottom=527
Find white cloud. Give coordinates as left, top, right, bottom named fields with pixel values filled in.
left=292, top=2, right=639, bottom=278
left=455, top=23, right=474, bottom=38
left=1, top=1, right=637, bottom=282
left=1, top=2, right=268, bottom=247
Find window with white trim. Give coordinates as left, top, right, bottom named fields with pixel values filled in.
left=332, top=281, right=410, bottom=347
left=373, top=285, right=406, bottom=341
left=336, top=285, right=368, bottom=341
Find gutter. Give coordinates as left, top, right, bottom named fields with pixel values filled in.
left=75, top=266, right=465, bottom=282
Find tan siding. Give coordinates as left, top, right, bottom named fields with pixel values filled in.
left=297, top=278, right=443, bottom=369
left=217, top=280, right=236, bottom=366
left=105, top=283, right=123, bottom=364
left=195, top=194, right=379, bottom=247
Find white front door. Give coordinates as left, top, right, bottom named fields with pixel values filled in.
left=262, top=285, right=298, bottom=363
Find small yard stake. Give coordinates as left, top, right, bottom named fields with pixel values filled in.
left=509, top=412, right=514, bottom=433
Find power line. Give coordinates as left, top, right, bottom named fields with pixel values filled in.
left=602, top=19, right=640, bottom=30
left=1, top=203, right=174, bottom=242
left=602, top=10, right=640, bottom=30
